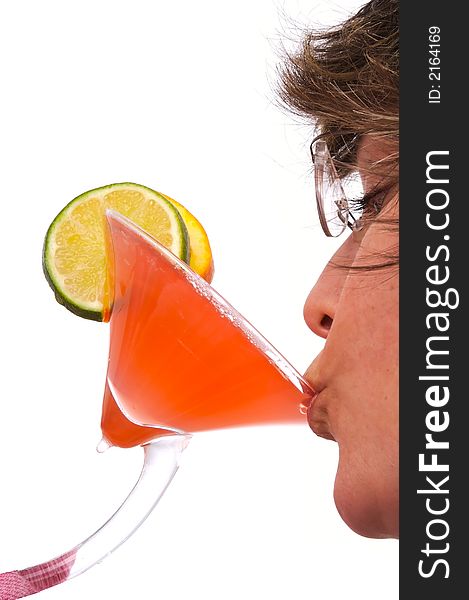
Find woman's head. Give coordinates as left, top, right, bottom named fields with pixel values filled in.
left=278, top=0, right=399, bottom=538
left=279, top=0, right=398, bottom=234
left=278, top=0, right=398, bottom=165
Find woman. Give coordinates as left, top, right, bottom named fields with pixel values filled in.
left=279, top=0, right=399, bottom=539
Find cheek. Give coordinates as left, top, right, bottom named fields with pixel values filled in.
left=330, top=291, right=398, bottom=537
left=320, top=233, right=399, bottom=537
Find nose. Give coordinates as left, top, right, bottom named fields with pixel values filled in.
left=303, top=234, right=360, bottom=339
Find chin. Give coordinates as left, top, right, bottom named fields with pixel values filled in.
left=333, top=456, right=399, bottom=540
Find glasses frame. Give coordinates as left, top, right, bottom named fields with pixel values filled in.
left=310, top=137, right=364, bottom=238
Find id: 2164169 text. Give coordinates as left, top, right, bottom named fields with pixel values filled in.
left=428, top=26, right=441, bottom=104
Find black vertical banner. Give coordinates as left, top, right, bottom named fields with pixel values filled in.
left=400, top=1, right=466, bottom=596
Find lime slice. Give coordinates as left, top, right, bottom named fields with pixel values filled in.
left=43, top=182, right=189, bottom=321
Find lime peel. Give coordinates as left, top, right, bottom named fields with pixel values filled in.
left=43, top=182, right=189, bottom=321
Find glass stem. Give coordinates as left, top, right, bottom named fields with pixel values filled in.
left=1, top=434, right=191, bottom=598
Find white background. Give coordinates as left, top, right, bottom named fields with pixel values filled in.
left=0, top=1, right=398, bottom=598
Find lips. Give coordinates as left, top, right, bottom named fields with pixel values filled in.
left=303, top=372, right=336, bottom=441
left=306, top=393, right=336, bottom=441
left=303, top=353, right=336, bottom=441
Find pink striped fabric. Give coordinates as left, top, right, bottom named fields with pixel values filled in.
left=0, top=549, right=76, bottom=599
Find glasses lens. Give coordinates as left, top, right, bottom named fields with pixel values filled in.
left=313, top=141, right=349, bottom=237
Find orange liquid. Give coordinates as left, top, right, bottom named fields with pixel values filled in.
left=101, top=213, right=312, bottom=448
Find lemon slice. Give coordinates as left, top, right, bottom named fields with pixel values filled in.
left=43, top=183, right=189, bottom=321
left=161, top=193, right=215, bottom=283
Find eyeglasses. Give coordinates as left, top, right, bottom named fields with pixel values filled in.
left=310, top=138, right=364, bottom=238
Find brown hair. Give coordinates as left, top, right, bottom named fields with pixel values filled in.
left=277, top=0, right=398, bottom=165
left=277, top=0, right=399, bottom=270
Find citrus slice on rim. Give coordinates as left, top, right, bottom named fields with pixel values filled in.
left=43, top=183, right=191, bottom=321
left=160, top=193, right=215, bottom=283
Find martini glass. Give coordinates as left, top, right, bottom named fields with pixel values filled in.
left=0, top=211, right=314, bottom=598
